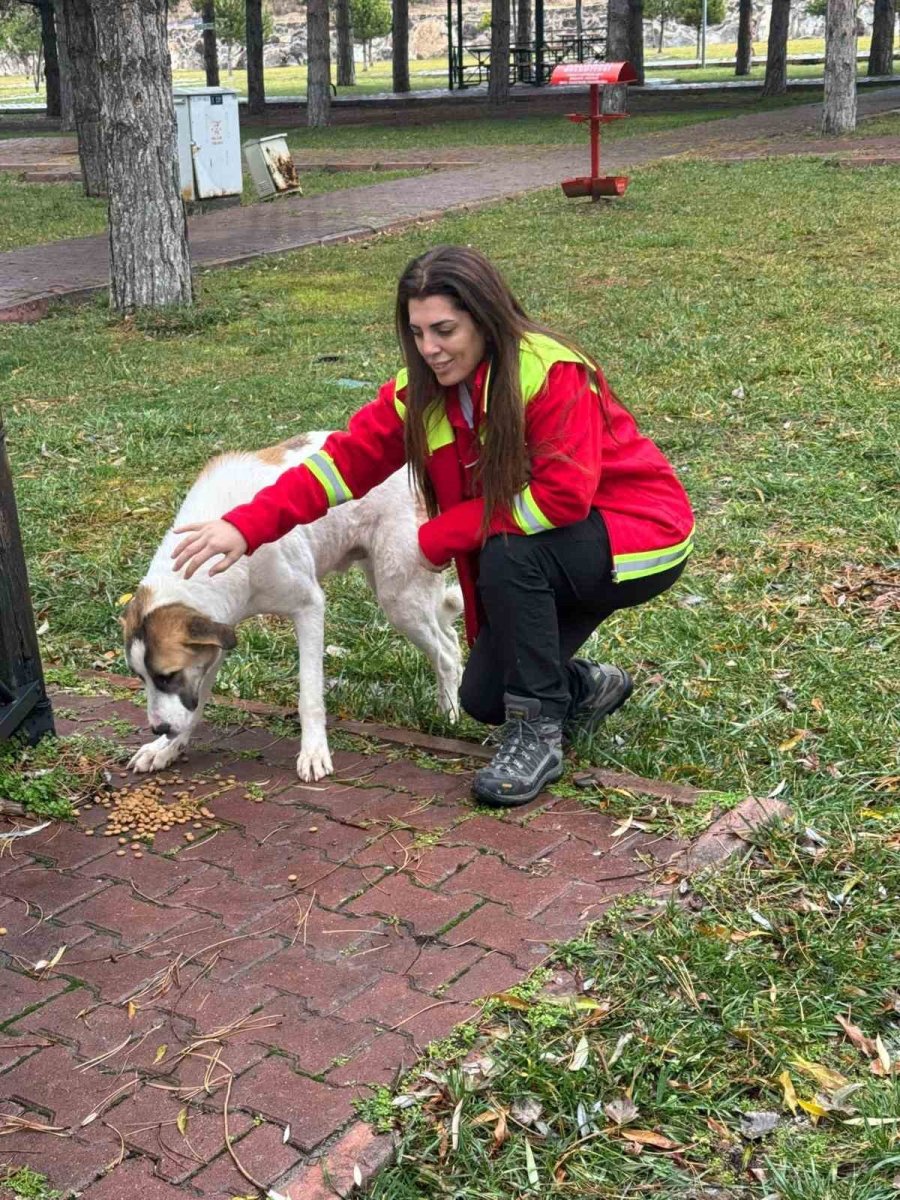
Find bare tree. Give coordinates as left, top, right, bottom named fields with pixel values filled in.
left=761, top=0, right=790, bottom=96
left=51, top=0, right=74, bottom=126
left=735, top=0, right=753, bottom=74
left=246, top=0, right=266, bottom=113
left=628, top=0, right=644, bottom=84
left=488, top=0, right=510, bottom=101
left=516, top=0, right=531, bottom=80
left=91, top=0, right=192, bottom=310
left=868, top=0, right=895, bottom=75
left=61, top=0, right=105, bottom=195
left=822, top=0, right=856, bottom=132
left=201, top=0, right=219, bottom=86
left=307, top=0, right=331, bottom=124
left=335, top=0, right=355, bottom=86
left=392, top=0, right=409, bottom=91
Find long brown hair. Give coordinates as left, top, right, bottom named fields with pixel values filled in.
left=395, top=245, right=606, bottom=530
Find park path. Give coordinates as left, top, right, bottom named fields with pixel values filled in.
left=0, top=86, right=897, bottom=321
left=0, top=682, right=785, bottom=1198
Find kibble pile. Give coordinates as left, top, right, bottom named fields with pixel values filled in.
left=82, top=773, right=239, bottom=848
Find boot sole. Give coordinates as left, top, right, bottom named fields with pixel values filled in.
left=471, top=760, right=565, bottom=808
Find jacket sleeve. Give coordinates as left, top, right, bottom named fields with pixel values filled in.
left=418, top=361, right=603, bottom=565
left=224, top=380, right=407, bottom=553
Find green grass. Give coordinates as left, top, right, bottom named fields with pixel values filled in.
left=0, top=1168, right=60, bottom=1200
left=1, top=147, right=898, bottom=1198
left=0, top=734, right=127, bottom=821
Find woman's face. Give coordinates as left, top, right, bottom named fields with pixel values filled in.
left=408, top=295, right=487, bottom=389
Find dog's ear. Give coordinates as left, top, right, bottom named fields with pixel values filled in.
left=186, top=615, right=237, bottom=652
left=121, top=587, right=150, bottom=639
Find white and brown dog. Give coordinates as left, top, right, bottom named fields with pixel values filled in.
left=123, top=433, right=463, bottom=781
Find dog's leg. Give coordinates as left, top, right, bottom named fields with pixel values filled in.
left=292, top=588, right=333, bottom=782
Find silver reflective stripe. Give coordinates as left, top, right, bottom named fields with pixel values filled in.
left=309, top=452, right=353, bottom=504
left=513, top=493, right=544, bottom=533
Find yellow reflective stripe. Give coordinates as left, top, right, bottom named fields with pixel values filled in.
left=394, top=396, right=407, bottom=421
left=613, top=531, right=694, bottom=582
left=425, top=408, right=454, bottom=453
left=511, top=485, right=555, bottom=535
left=305, top=450, right=354, bottom=506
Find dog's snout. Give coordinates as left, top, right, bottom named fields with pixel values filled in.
left=151, top=722, right=172, bottom=737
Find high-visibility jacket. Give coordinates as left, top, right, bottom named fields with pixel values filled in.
left=224, top=332, right=695, bottom=645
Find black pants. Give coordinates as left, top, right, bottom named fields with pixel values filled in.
left=459, top=510, right=685, bottom=725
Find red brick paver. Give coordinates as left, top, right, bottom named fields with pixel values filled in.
left=0, top=685, right=787, bottom=1196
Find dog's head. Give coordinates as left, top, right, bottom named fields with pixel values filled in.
left=122, top=585, right=237, bottom=737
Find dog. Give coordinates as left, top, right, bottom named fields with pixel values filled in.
left=123, top=433, right=463, bottom=781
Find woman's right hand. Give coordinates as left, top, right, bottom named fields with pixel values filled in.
left=171, top=520, right=248, bottom=580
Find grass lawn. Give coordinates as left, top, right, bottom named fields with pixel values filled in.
left=1, top=152, right=898, bottom=1196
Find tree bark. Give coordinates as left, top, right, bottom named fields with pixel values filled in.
left=52, top=0, right=75, bottom=128
left=822, top=0, right=856, bottom=132
left=202, top=0, right=219, bottom=86
left=392, top=0, right=410, bottom=92
left=37, top=1, right=61, bottom=118
left=246, top=0, right=266, bottom=114
left=735, top=0, right=753, bottom=74
left=488, top=0, right=511, bottom=101
left=335, top=0, right=355, bottom=86
left=0, top=406, right=55, bottom=747
left=91, top=0, right=192, bottom=311
left=62, top=0, right=105, bottom=195
left=761, top=0, right=790, bottom=95
left=575, top=0, right=583, bottom=44
left=868, top=0, right=895, bottom=75
left=628, top=0, right=644, bottom=84
left=307, top=0, right=331, bottom=125
left=603, top=0, right=630, bottom=112
left=516, top=0, right=531, bottom=80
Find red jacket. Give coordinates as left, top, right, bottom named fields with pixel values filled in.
left=224, top=342, right=694, bottom=645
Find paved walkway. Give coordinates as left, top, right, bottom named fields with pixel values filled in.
left=1, top=88, right=898, bottom=321
left=0, top=685, right=785, bottom=1198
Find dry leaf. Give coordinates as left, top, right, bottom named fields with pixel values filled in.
left=126, top=1000, right=137, bottom=1020
left=779, top=730, right=809, bottom=752
left=797, top=1097, right=829, bottom=1120
left=875, top=1035, right=893, bottom=1074
left=608, top=1032, right=633, bottom=1066
left=524, top=1137, right=539, bottom=1188
left=568, top=1034, right=590, bottom=1071
left=353, top=1164, right=363, bottom=1188
left=450, top=1098, right=463, bottom=1152
left=740, top=1111, right=780, bottom=1140
left=153, top=1044, right=168, bottom=1065
left=176, top=1107, right=188, bottom=1136
left=836, top=1013, right=878, bottom=1058
left=624, top=1129, right=680, bottom=1150
left=778, top=1069, right=798, bottom=1114
left=511, top=1097, right=543, bottom=1127
left=604, top=1096, right=639, bottom=1126
left=491, top=991, right=530, bottom=1011
left=792, top=1056, right=849, bottom=1093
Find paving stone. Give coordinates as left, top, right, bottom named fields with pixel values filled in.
left=340, top=973, right=434, bottom=1029
left=189, top=1119, right=303, bottom=1193
left=398, top=942, right=483, bottom=991
left=251, top=997, right=372, bottom=1073
left=0, top=1125, right=122, bottom=1194
left=0, top=865, right=108, bottom=917
left=78, top=1155, right=189, bottom=1199
left=527, top=796, right=622, bottom=846
left=0, top=919, right=93, bottom=966
left=60, top=934, right=177, bottom=1005
left=362, top=761, right=473, bottom=802
left=444, top=952, right=525, bottom=1003
left=400, top=999, right=481, bottom=1051
left=326, top=1031, right=415, bottom=1089
left=531, top=880, right=623, bottom=939
left=282, top=815, right=374, bottom=861
left=231, top=840, right=326, bottom=887
left=443, top=902, right=552, bottom=967
left=399, top=843, right=478, bottom=887
left=347, top=872, right=477, bottom=937
left=283, top=783, right=398, bottom=823
left=448, top=815, right=569, bottom=865
left=350, top=791, right=463, bottom=833
left=231, top=1058, right=357, bottom=1151
left=161, top=977, right=279, bottom=1031
left=0, top=966, right=67, bottom=1024
left=281, top=1120, right=396, bottom=1200
left=442, top=853, right=569, bottom=916
left=0, top=1045, right=133, bottom=1126
left=164, top=868, right=279, bottom=928
left=24, top=823, right=115, bottom=871
left=82, top=847, right=199, bottom=898
left=247, top=945, right=377, bottom=1013
left=61, top=884, right=193, bottom=939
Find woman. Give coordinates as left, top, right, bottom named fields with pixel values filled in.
left=172, top=245, right=694, bottom=807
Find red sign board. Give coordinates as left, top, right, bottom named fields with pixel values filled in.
left=550, top=61, right=638, bottom=86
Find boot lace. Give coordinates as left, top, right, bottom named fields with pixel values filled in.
left=486, top=719, right=548, bottom=777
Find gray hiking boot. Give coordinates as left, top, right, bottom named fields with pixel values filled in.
left=472, top=694, right=564, bottom=808
left=565, top=660, right=633, bottom=739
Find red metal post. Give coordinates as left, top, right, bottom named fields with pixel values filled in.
left=589, top=82, right=600, bottom=180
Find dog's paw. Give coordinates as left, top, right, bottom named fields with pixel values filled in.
left=296, top=744, right=333, bottom=782
left=128, top=736, right=183, bottom=773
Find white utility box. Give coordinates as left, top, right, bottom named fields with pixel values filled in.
left=173, top=87, right=242, bottom=205
left=243, top=134, right=302, bottom=199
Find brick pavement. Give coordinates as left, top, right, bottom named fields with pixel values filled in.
left=0, top=685, right=788, bottom=1197
left=1, top=87, right=898, bottom=321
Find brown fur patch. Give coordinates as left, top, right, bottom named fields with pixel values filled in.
left=257, top=432, right=310, bottom=465
left=122, top=584, right=154, bottom=641
left=126, top=602, right=236, bottom=674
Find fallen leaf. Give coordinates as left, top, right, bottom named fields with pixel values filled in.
left=779, top=730, right=809, bottom=753
left=778, top=1069, right=798, bottom=1114
left=624, top=1129, right=680, bottom=1150
left=176, top=1107, right=188, bottom=1136
left=792, top=1057, right=849, bottom=1093
left=353, top=1164, right=363, bottom=1188
left=797, top=1097, right=829, bottom=1120
left=510, top=1097, right=543, bottom=1127
left=875, top=1035, right=893, bottom=1074
left=568, top=1034, right=590, bottom=1071
left=126, top=1000, right=137, bottom=1020
left=153, top=1044, right=168, bottom=1065
left=491, top=991, right=530, bottom=1011
left=740, top=1111, right=780, bottom=1139
left=836, top=1014, right=878, bottom=1058
left=524, top=1137, right=539, bottom=1188
left=608, top=1032, right=633, bottom=1066
left=450, top=1098, right=463, bottom=1152
left=604, top=1096, right=639, bottom=1126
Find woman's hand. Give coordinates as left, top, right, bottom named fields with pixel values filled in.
left=171, top=520, right=248, bottom=580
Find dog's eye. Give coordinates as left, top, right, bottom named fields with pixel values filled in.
left=153, top=671, right=179, bottom=688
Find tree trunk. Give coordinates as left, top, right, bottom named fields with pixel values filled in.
left=335, top=0, right=355, bottom=86
left=91, top=0, right=192, bottom=311
left=488, top=0, right=511, bottom=101
left=761, top=0, right=790, bottom=95
left=657, top=16, right=664, bottom=51
left=575, top=0, right=583, bottom=44
left=868, top=0, right=895, bottom=75
left=735, top=0, right=753, bottom=74
left=0, top=406, right=55, bottom=747
left=628, top=0, right=644, bottom=83
left=38, top=1, right=61, bottom=118
left=307, top=0, right=331, bottom=125
left=392, top=0, right=410, bottom=92
left=62, top=0, right=105, bottom=195
left=603, top=0, right=629, bottom=112
left=516, top=0, right=531, bottom=79
left=822, top=0, right=857, bottom=132
left=202, top=0, right=220, bottom=86
left=246, top=0, right=266, bottom=114
left=52, top=0, right=75, bottom=128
